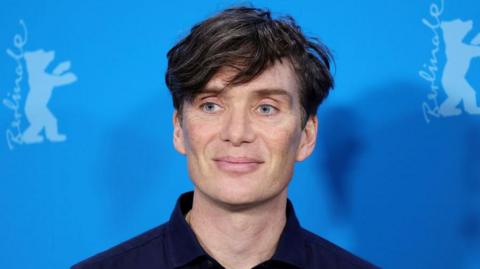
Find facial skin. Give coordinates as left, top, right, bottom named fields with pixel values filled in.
left=173, top=59, right=318, bottom=209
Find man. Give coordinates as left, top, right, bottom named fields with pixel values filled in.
left=72, top=6, right=378, bottom=269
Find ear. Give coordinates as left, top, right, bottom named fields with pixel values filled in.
left=173, top=110, right=186, bottom=155
left=296, top=115, right=318, bottom=162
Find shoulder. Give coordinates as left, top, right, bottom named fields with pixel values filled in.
left=300, top=228, right=380, bottom=269
left=71, top=223, right=169, bottom=269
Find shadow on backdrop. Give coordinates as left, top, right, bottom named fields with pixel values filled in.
left=320, top=106, right=364, bottom=221
left=462, top=126, right=480, bottom=269
left=317, top=80, right=480, bottom=269
left=96, top=91, right=180, bottom=237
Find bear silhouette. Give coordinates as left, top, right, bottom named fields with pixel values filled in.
left=439, top=19, right=480, bottom=116
left=22, top=49, right=77, bottom=143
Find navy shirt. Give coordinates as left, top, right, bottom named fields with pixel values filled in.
left=72, top=192, right=378, bottom=269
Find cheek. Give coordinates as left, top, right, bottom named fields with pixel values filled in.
left=257, top=120, right=302, bottom=163
left=256, top=127, right=299, bottom=192
left=183, top=121, right=213, bottom=183
left=183, top=117, right=218, bottom=156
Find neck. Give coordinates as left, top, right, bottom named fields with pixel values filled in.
left=187, top=189, right=288, bottom=269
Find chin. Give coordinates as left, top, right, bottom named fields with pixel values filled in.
left=200, top=181, right=278, bottom=209
left=216, top=186, right=260, bottom=204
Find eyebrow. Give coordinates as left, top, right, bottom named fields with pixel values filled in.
left=198, top=86, right=225, bottom=96
left=199, top=87, right=294, bottom=103
left=253, top=88, right=293, bottom=102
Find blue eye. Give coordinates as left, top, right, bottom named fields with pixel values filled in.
left=200, top=102, right=221, bottom=113
left=257, top=104, right=277, bottom=115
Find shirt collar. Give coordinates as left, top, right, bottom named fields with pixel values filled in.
left=269, top=199, right=306, bottom=268
left=166, top=192, right=207, bottom=268
left=166, top=191, right=306, bottom=268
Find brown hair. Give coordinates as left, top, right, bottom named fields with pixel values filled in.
left=165, top=6, right=334, bottom=126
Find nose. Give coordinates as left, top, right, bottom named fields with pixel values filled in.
left=219, top=108, right=256, bottom=146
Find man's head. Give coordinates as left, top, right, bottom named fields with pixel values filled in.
left=166, top=6, right=334, bottom=207
left=166, top=6, right=334, bottom=126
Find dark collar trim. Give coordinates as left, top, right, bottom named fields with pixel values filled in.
left=166, top=192, right=306, bottom=268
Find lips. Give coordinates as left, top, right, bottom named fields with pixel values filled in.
left=213, top=156, right=264, bottom=174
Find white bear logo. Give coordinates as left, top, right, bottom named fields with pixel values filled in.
left=22, top=49, right=77, bottom=143
left=439, top=19, right=480, bottom=116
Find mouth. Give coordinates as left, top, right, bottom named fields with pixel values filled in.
left=213, top=156, right=264, bottom=174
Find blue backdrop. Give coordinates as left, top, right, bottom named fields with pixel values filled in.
left=1, top=0, right=480, bottom=268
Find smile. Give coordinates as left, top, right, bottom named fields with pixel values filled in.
left=213, top=156, right=264, bottom=174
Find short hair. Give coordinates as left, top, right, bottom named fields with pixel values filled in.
left=165, top=6, right=334, bottom=127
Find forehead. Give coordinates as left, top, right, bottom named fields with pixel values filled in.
left=204, top=60, right=299, bottom=97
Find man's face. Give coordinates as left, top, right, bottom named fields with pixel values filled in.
left=173, top=60, right=318, bottom=207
